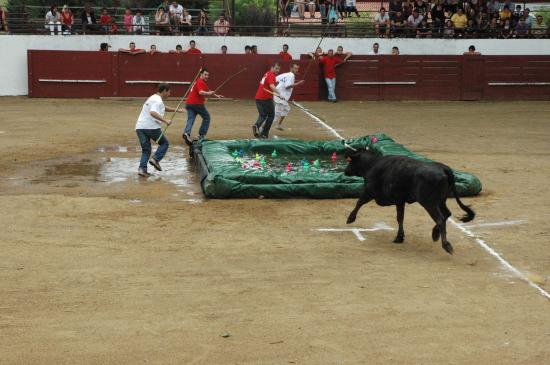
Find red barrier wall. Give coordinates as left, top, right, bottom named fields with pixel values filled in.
left=28, top=50, right=319, bottom=100
left=28, top=51, right=550, bottom=101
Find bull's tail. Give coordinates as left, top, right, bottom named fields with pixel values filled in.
left=444, top=167, right=475, bottom=223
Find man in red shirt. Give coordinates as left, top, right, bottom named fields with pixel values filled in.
left=315, top=49, right=345, bottom=102
left=182, top=69, right=222, bottom=145
left=279, top=44, right=292, bottom=61
left=186, top=40, right=202, bottom=54
left=118, top=42, right=145, bottom=55
left=252, top=62, right=284, bottom=139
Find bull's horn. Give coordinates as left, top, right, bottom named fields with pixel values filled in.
left=343, top=142, right=357, bottom=152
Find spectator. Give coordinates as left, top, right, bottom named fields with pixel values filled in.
left=523, top=8, right=534, bottom=28
left=499, top=6, right=512, bottom=23
left=501, top=18, right=513, bottom=38
left=313, top=46, right=324, bottom=58
left=514, top=17, right=529, bottom=38
left=406, top=9, right=423, bottom=36
left=133, top=9, right=146, bottom=35
left=475, top=12, right=489, bottom=36
left=60, top=5, right=73, bottom=35
left=196, top=9, right=208, bottom=35
left=318, top=0, right=328, bottom=20
left=119, top=42, right=146, bottom=55
left=149, top=44, right=160, bottom=55
left=221, top=45, right=228, bottom=54
left=244, top=45, right=252, bottom=54
left=279, top=0, right=292, bottom=23
left=110, top=17, right=118, bottom=34
left=487, top=17, right=500, bottom=38
left=451, top=8, right=468, bottom=36
left=45, top=6, right=62, bottom=35
left=180, top=9, right=192, bottom=35
left=391, top=46, right=400, bottom=55
left=123, top=8, right=133, bottom=33
left=389, top=0, right=402, bottom=15
left=512, top=5, right=522, bottom=25
left=155, top=7, right=171, bottom=35
left=368, top=42, right=382, bottom=55
left=531, top=15, right=547, bottom=38
left=431, top=2, right=446, bottom=34
left=169, top=1, right=184, bottom=30
left=486, top=0, right=500, bottom=15
left=391, top=10, right=406, bottom=38
left=417, top=18, right=432, bottom=38
left=443, top=20, right=455, bottom=38
left=307, top=0, right=317, bottom=18
left=501, top=0, right=515, bottom=12
left=158, top=0, right=169, bottom=11
left=279, top=44, right=293, bottom=60
left=464, top=45, right=481, bottom=55
left=252, top=45, right=258, bottom=54
left=186, top=40, right=202, bottom=54
left=374, top=7, right=390, bottom=37
left=0, top=6, right=8, bottom=33
left=170, top=44, right=184, bottom=53
left=81, top=5, right=97, bottom=34
left=335, top=45, right=352, bottom=62
left=465, top=19, right=477, bottom=38
left=213, top=14, right=230, bottom=35
left=345, top=0, right=360, bottom=18
left=99, top=8, right=111, bottom=33
left=99, top=42, right=110, bottom=51
left=296, top=0, right=306, bottom=20
left=315, top=49, right=345, bottom=102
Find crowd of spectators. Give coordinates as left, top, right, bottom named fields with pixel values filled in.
left=38, top=2, right=231, bottom=36
left=373, top=0, right=550, bottom=38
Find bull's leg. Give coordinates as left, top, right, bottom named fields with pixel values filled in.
left=424, top=205, right=453, bottom=255
left=346, top=190, right=372, bottom=224
left=432, top=203, right=450, bottom=242
left=394, top=203, right=405, bottom=243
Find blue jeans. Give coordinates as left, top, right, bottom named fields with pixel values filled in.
left=254, top=99, right=275, bottom=137
left=184, top=104, right=211, bottom=137
left=136, top=129, right=169, bottom=170
left=325, top=77, right=337, bottom=101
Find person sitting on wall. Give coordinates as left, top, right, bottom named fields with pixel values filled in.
left=221, top=45, right=228, bottom=54
left=464, top=45, right=481, bottom=55
left=81, top=4, right=97, bottom=34
left=45, top=5, right=62, bottom=35
left=119, top=42, right=146, bottom=55
left=186, top=40, right=202, bottom=54
left=170, top=44, right=184, bottom=53
left=133, top=9, right=146, bottom=35
left=100, top=8, right=111, bottom=33
left=213, top=14, right=230, bottom=36
left=0, top=6, right=8, bottom=33
left=60, top=5, right=73, bottom=35
left=155, top=7, right=171, bottom=35
left=279, top=44, right=292, bottom=61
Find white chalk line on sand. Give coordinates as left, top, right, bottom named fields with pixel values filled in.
left=450, top=219, right=550, bottom=300
left=295, top=103, right=550, bottom=301
left=462, top=219, right=526, bottom=229
left=291, top=101, right=344, bottom=140
left=316, top=223, right=394, bottom=241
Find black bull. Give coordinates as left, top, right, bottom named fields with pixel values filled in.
left=344, top=148, right=475, bottom=254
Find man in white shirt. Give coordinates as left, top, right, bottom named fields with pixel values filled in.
left=374, top=7, right=390, bottom=37
left=135, top=83, right=183, bottom=177
left=368, top=42, right=383, bottom=55
left=169, top=1, right=184, bottom=26
left=274, top=63, right=305, bottom=131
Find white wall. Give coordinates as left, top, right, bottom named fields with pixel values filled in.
left=1, top=34, right=550, bottom=96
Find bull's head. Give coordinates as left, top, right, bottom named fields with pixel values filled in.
left=344, top=145, right=377, bottom=177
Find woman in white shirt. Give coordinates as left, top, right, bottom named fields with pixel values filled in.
left=45, top=5, right=62, bottom=35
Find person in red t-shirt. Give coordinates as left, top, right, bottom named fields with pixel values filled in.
left=182, top=69, right=223, bottom=145
left=118, top=42, right=146, bottom=55
left=279, top=44, right=292, bottom=61
left=252, top=62, right=284, bottom=139
left=186, top=40, right=202, bottom=54
left=312, top=49, right=345, bottom=102
left=100, top=7, right=111, bottom=33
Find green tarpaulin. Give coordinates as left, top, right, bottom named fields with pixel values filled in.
left=193, top=134, right=482, bottom=199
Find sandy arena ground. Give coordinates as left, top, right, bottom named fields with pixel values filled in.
left=0, top=97, right=549, bottom=364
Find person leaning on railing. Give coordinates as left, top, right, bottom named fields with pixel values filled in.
left=0, top=6, right=7, bottom=32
